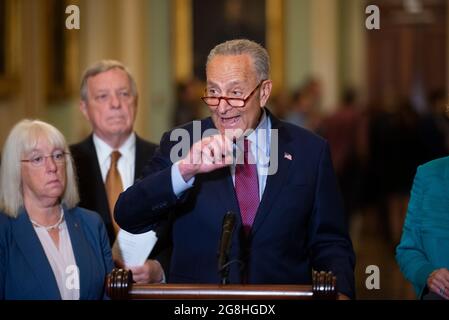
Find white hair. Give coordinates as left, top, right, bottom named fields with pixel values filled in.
left=0, top=119, right=79, bottom=218
left=206, top=39, right=270, bottom=81
left=80, top=59, right=138, bottom=102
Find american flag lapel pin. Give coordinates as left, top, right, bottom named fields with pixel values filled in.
left=284, top=152, right=292, bottom=161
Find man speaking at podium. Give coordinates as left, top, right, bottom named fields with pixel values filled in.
left=115, top=39, right=355, bottom=299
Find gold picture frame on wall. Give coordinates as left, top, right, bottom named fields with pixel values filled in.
left=0, top=0, right=20, bottom=98
left=44, top=0, right=79, bottom=102
left=172, top=0, right=284, bottom=95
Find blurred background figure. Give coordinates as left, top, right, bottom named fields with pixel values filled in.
left=320, top=88, right=365, bottom=221
left=172, top=78, right=205, bottom=126
left=419, top=89, right=449, bottom=161
left=368, top=98, right=425, bottom=245
left=0, top=119, right=113, bottom=300
left=269, top=91, right=292, bottom=120
left=284, top=77, right=323, bottom=132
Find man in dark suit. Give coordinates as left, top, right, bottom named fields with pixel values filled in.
left=70, top=60, right=163, bottom=284
left=71, top=134, right=155, bottom=243
left=115, top=40, right=355, bottom=298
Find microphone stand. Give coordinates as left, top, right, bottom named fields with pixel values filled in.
left=220, top=262, right=231, bottom=285
left=218, top=212, right=236, bottom=284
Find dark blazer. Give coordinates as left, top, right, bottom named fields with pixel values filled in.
left=115, top=110, right=356, bottom=298
left=0, top=206, right=114, bottom=300
left=70, top=134, right=157, bottom=244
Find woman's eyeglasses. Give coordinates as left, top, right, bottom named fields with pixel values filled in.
left=21, top=151, right=69, bottom=167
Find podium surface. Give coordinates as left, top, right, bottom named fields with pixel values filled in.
left=106, top=268, right=337, bottom=300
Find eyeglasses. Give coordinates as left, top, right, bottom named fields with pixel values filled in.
left=201, top=80, right=265, bottom=108
left=21, top=151, right=69, bottom=167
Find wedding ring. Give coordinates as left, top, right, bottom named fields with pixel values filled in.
left=440, top=287, right=445, bottom=295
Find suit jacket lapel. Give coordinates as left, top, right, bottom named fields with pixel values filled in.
left=251, top=115, right=293, bottom=236
left=206, top=167, right=242, bottom=225
left=64, top=207, right=91, bottom=299
left=85, top=136, right=112, bottom=228
left=11, top=209, right=61, bottom=299
left=134, top=136, right=146, bottom=181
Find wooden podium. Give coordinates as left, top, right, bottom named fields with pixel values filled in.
left=106, top=268, right=337, bottom=300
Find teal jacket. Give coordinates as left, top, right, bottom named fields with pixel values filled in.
left=396, top=156, right=449, bottom=298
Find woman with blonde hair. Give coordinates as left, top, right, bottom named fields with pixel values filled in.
left=0, top=119, right=113, bottom=299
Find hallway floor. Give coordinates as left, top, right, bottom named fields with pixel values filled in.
left=350, top=210, right=416, bottom=299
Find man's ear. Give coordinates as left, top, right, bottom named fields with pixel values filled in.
left=259, top=80, right=272, bottom=107
left=79, top=100, right=90, bottom=120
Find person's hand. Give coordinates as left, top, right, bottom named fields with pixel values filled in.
left=178, top=134, right=234, bottom=181
left=113, top=255, right=125, bottom=268
left=427, top=268, right=449, bottom=299
left=128, top=259, right=164, bottom=284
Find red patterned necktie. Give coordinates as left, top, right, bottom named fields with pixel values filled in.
left=235, top=139, right=260, bottom=235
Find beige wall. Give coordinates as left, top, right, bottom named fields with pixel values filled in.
left=285, top=0, right=311, bottom=92
left=0, top=0, right=171, bottom=149
left=285, top=0, right=366, bottom=111
left=310, top=0, right=339, bottom=112
left=339, top=0, right=367, bottom=105
left=0, top=0, right=47, bottom=146
left=0, top=1, right=447, bottom=149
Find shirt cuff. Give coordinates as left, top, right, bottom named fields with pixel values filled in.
left=160, top=271, right=167, bottom=284
left=171, top=162, right=195, bottom=197
left=150, top=259, right=166, bottom=284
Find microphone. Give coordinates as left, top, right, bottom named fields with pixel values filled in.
left=218, top=211, right=236, bottom=284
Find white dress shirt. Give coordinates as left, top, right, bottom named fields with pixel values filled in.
left=93, top=133, right=136, bottom=190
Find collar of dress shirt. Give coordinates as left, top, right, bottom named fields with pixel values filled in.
left=243, top=108, right=271, bottom=162
left=92, top=132, right=136, bottom=169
